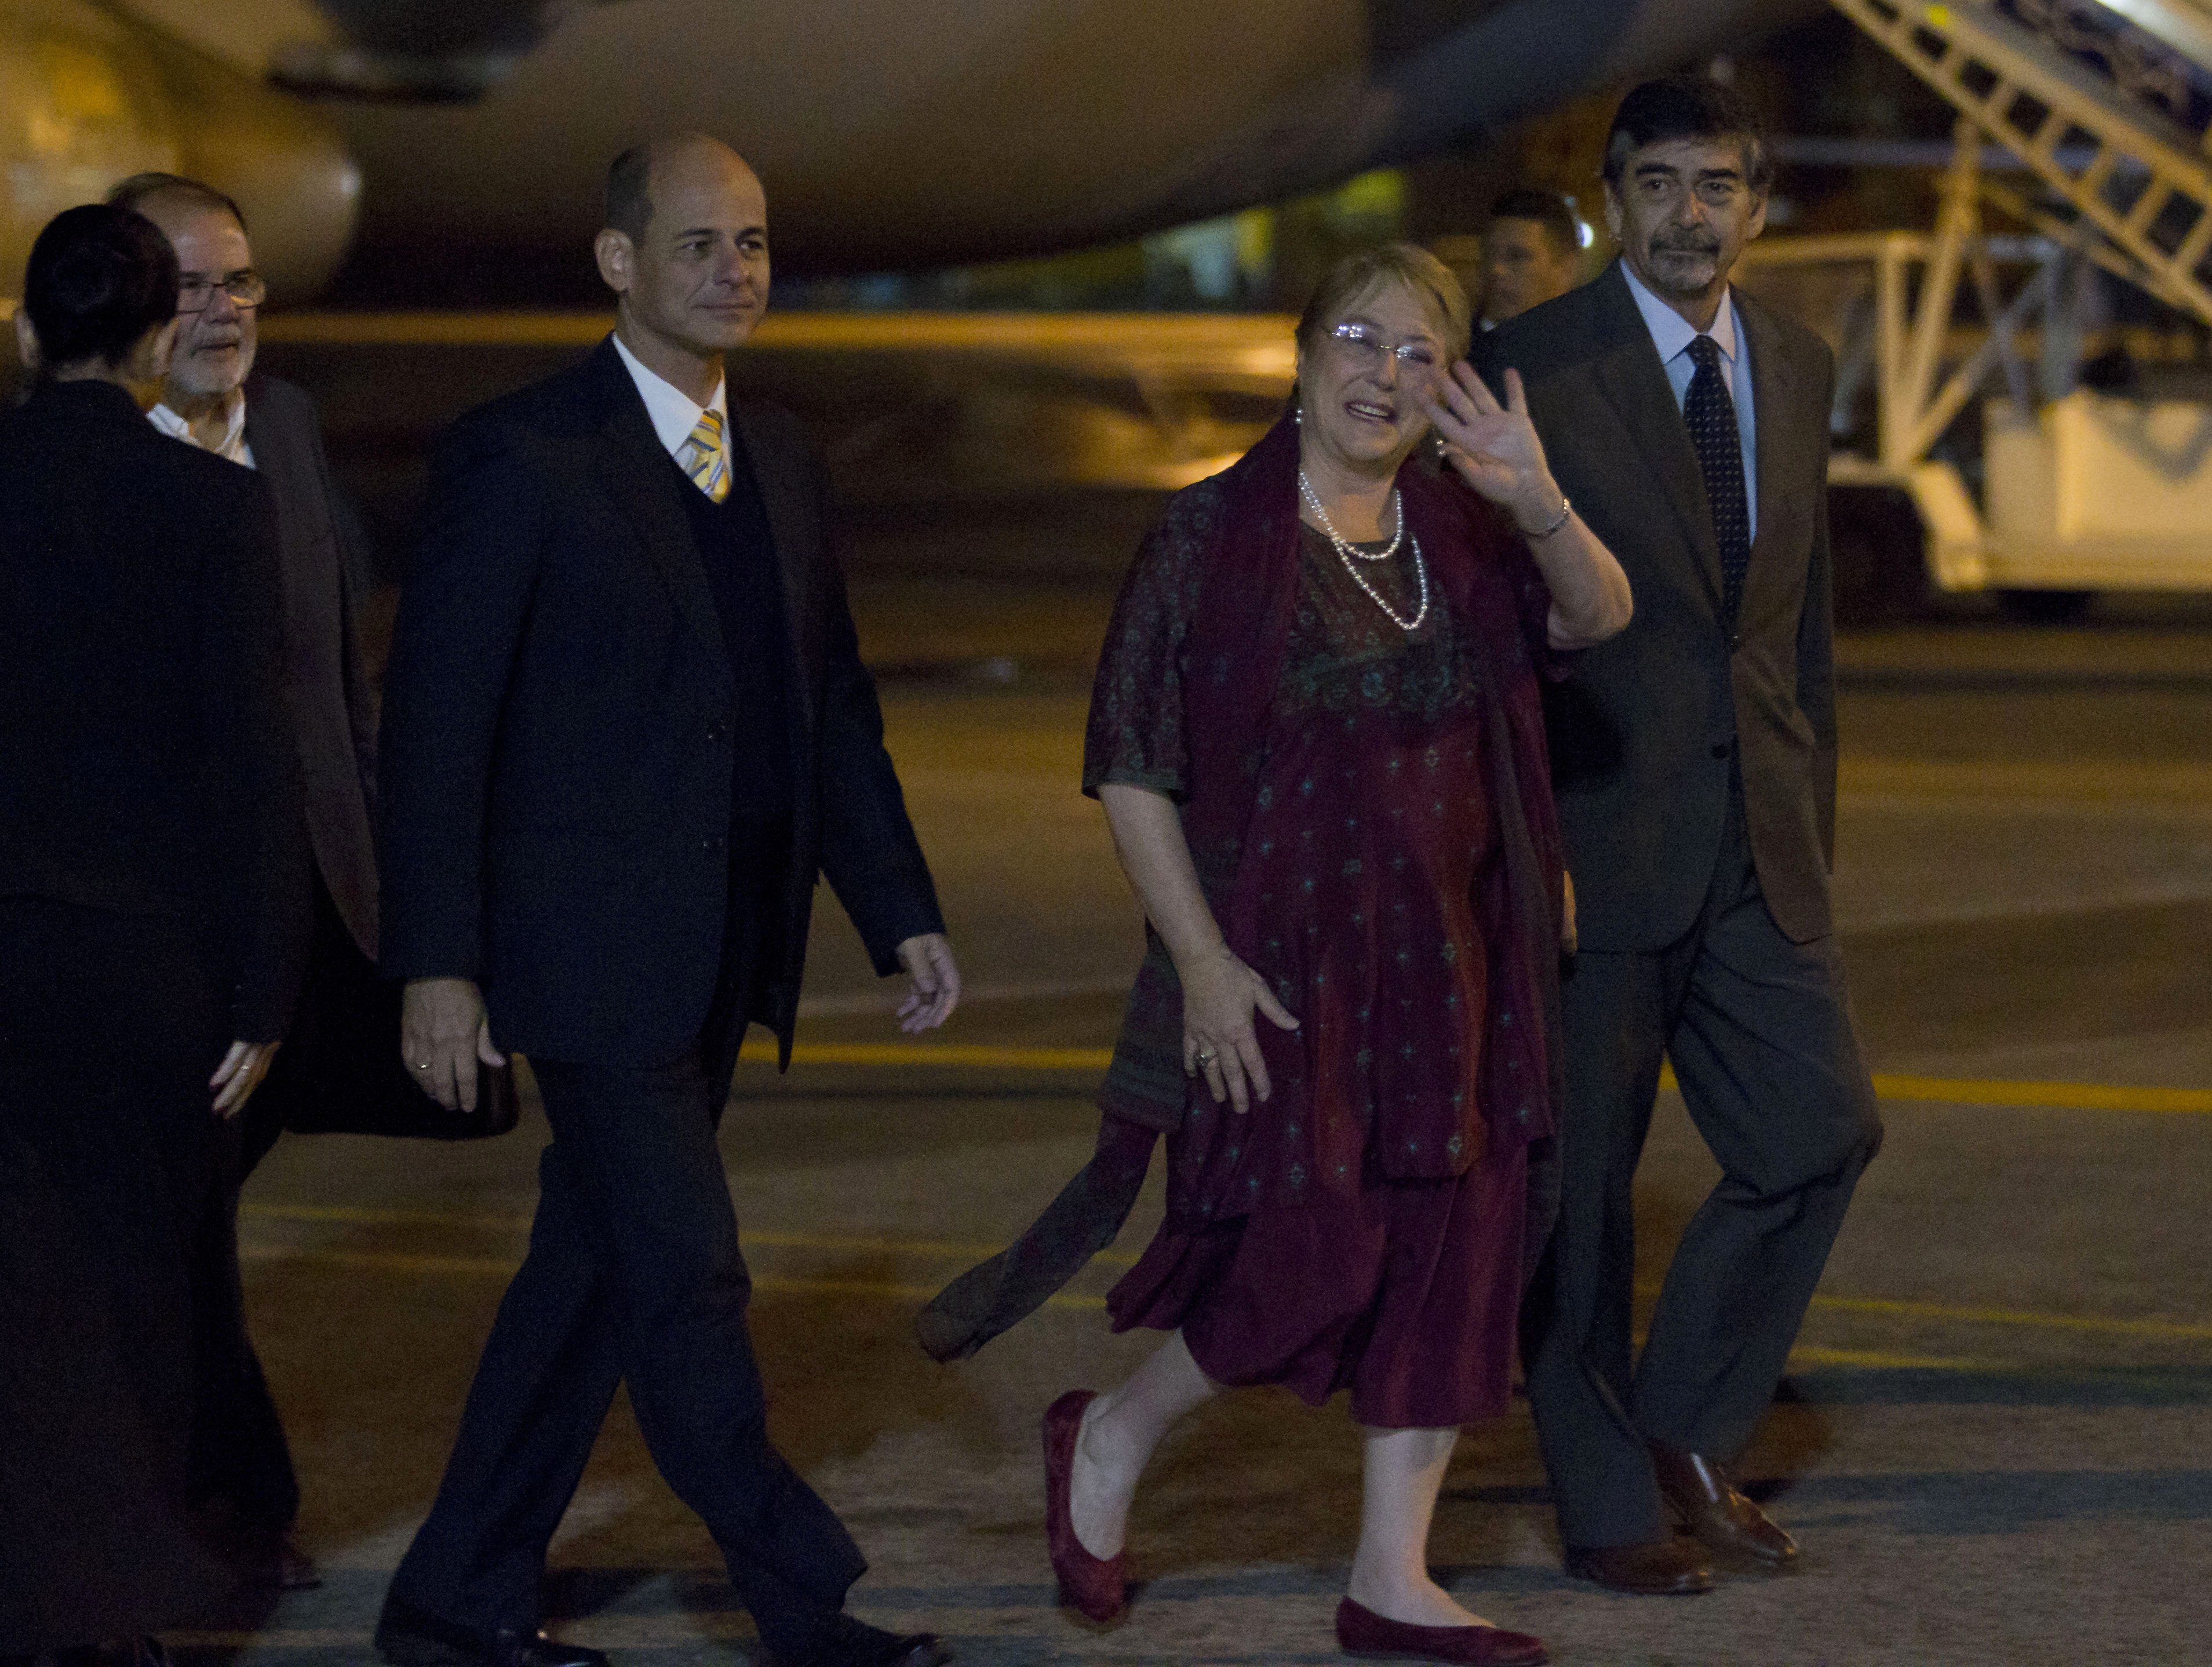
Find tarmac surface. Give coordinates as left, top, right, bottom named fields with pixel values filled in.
left=159, top=337, right=2212, bottom=1667
left=169, top=562, right=2212, bottom=1667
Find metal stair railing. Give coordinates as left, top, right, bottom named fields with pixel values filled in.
left=1829, top=0, right=2212, bottom=325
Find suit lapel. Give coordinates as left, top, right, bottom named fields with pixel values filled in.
left=728, top=401, right=819, bottom=729
left=242, top=388, right=325, bottom=569
left=240, top=389, right=300, bottom=507
left=1737, top=290, right=1808, bottom=595
left=1582, top=263, right=1727, bottom=614
left=241, top=387, right=343, bottom=673
left=588, top=346, right=735, bottom=705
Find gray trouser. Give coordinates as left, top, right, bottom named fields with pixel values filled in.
left=1525, top=793, right=1883, bottom=1549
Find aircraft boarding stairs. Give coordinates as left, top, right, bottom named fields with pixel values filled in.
left=1784, top=0, right=2212, bottom=601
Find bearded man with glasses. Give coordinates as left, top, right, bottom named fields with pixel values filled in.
left=105, top=171, right=388, bottom=1598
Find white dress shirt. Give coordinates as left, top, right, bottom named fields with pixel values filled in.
left=1621, top=261, right=1757, bottom=540
left=611, top=331, right=728, bottom=488
left=149, top=388, right=254, bottom=469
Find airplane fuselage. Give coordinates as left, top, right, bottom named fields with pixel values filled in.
left=2, top=0, right=1816, bottom=303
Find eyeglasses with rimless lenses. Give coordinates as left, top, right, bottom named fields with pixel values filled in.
left=177, top=270, right=267, bottom=312
left=1329, top=321, right=1442, bottom=371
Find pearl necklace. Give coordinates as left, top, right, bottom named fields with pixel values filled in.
left=1298, top=469, right=1430, bottom=632
left=1299, top=470, right=1406, bottom=562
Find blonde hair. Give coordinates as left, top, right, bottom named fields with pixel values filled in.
left=1294, top=242, right=1473, bottom=365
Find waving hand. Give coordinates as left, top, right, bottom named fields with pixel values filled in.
left=1416, top=363, right=1562, bottom=530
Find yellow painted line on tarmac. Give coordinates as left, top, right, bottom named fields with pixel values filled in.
left=1784, top=1344, right=1991, bottom=1372
left=246, top=1204, right=2212, bottom=1335
left=1870, top=1073, right=2212, bottom=1114
left=241, top=1245, right=518, bottom=1277
left=738, top=1039, right=2212, bottom=1116
left=239, top=1202, right=992, bottom=1257
left=1838, top=755, right=2212, bottom=805
left=1652, top=1061, right=2212, bottom=1115
left=238, top=1202, right=1139, bottom=1265
left=236, top=1242, right=1109, bottom=1308
left=1809, top=1293, right=2212, bottom=1342
left=243, top=1201, right=532, bottom=1230
left=748, top=1272, right=1103, bottom=1311
left=1637, top=1276, right=2212, bottom=1346
left=245, top=1243, right=2209, bottom=1348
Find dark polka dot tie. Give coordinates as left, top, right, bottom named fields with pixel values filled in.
left=1683, top=334, right=1750, bottom=626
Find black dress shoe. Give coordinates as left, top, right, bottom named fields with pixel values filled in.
left=1562, top=1538, right=1714, bottom=1595
left=374, top=1597, right=610, bottom=1667
left=770, top=1613, right=951, bottom=1667
left=1648, top=1442, right=1799, bottom=1568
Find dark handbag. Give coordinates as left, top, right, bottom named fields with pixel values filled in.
left=256, top=929, right=520, bottom=1141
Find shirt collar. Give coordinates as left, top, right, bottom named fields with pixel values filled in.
left=1621, top=260, right=1739, bottom=369
left=610, top=330, right=727, bottom=460
left=149, top=386, right=251, bottom=465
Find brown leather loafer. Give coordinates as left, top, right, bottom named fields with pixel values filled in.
left=1561, top=1538, right=1714, bottom=1595
left=1648, top=1443, right=1799, bottom=1568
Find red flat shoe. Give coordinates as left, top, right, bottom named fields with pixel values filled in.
left=1041, top=1389, right=1126, bottom=1622
left=1336, top=1597, right=1547, bottom=1665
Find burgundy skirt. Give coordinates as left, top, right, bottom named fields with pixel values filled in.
left=1105, top=1140, right=1530, bottom=1430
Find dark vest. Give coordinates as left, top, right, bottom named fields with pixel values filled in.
left=672, top=432, right=793, bottom=824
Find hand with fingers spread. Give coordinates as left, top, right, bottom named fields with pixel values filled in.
left=1418, top=359, right=1633, bottom=647
left=1179, top=944, right=1300, bottom=1115
left=401, top=976, right=505, bottom=1113
left=1416, top=363, right=1568, bottom=537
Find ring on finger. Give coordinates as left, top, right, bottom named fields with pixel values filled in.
left=1194, top=1049, right=1216, bottom=1067
left=414, top=1060, right=432, bottom=1071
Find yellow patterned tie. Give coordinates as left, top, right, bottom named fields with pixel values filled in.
left=680, top=409, right=730, bottom=503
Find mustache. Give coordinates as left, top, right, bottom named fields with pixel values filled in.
left=1653, top=233, right=1721, bottom=255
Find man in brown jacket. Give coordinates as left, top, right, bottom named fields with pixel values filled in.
left=1477, top=77, right=1883, bottom=1594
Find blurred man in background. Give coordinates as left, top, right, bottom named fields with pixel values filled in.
left=1479, top=187, right=1585, bottom=328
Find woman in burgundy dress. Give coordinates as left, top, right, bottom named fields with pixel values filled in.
left=1041, top=245, right=1632, bottom=1664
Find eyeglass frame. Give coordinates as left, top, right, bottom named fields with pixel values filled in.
left=175, top=270, right=267, bottom=313
left=1326, top=320, right=1445, bottom=371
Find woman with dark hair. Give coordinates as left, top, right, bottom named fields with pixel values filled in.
left=923, top=244, right=1631, bottom=1664
left=0, top=203, right=311, bottom=1661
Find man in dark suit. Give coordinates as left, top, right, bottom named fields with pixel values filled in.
left=111, top=170, right=385, bottom=1594
left=373, top=135, right=960, bottom=1667
left=1476, top=78, right=1884, bottom=1594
